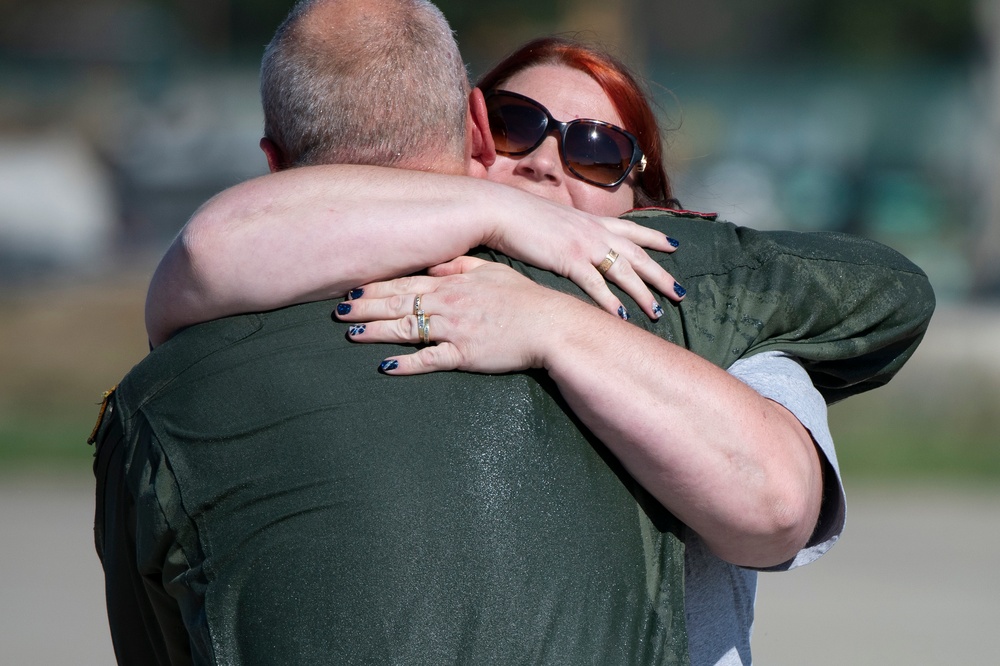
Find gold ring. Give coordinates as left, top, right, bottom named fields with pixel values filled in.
left=417, top=312, right=431, bottom=344
left=413, top=294, right=423, bottom=315
left=596, top=249, right=620, bottom=275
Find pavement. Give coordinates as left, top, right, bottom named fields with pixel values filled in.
left=753, top=483, right=1000, bottom=665
left=0, top=473, right=115, bottom=665
left=2, top=474, right=997, bottom=665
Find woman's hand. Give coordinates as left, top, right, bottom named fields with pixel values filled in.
left=482, top=188, right=685, bottom=319
left=336, top=255, right=823, bottom=567
left=334, top=256, right=591, bottom=375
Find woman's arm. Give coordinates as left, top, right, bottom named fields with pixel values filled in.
left=145, top=165, right=682, bottom=346
left=335, top=257, right=823, bottom=569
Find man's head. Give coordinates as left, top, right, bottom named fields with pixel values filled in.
left=260, top=0, right=477, bottom=174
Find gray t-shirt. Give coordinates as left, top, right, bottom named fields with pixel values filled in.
left=686, top=351, right=845, bottom=666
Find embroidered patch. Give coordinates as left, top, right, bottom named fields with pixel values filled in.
left=87, top=386, right=117, bottom=445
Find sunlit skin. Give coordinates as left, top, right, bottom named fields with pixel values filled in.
left=485, top=64, right=637, bottom=217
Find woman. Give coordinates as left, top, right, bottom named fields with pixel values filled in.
left=144, top=37, right=920, bottom=665
left=338, top=39, right=822, bottom=566
left=333, top=41, right=834, bottom=664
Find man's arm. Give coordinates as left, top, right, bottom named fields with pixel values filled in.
left=145, top=165, right=682, bottom=346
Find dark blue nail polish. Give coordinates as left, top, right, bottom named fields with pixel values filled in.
left=673, top=282, right=686, bottom=298
left=618, top=305, right=629, bottom=321
left=667, top=236, right=680, bottom=248
left=652, top=302, right=664, bottom=318
left=336, top=303, right=352, bottom=315
left=379, top=359, right=399, bottom=373
left=349, top=288, right=364, bottom=300
left=349, top=324, right=366, bottom=336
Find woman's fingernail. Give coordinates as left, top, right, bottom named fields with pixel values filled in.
left=379, top=359, right=399, bottom=373
left=349, top=288, right=364, bottom=300
left=348, top=324, right=366, bottom=336
left=673, top=282, right=687, bottom=298
left=336, top=303, right=352, bottom=315
left=652, top=302, right=664, bottom=318
left=618, top=305, right=629, bottom=321
left=667, top=236, right=680, bottom=248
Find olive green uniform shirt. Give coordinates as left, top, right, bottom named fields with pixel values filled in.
left=92, top=209, right=933, bottom=666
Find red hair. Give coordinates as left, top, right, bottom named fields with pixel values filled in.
left=477, top=37, right=679, bottom=209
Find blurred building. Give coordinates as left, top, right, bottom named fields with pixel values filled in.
left=0, top=132, right=116, bottom=276
left=0, top=0, right=268, bottom=279
left=526, top=0, right=995, bottom=299
left=0, top=0, right=995, bottom=300
left=972, top=0, right=1000, bottom=296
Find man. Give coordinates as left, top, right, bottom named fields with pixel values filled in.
left=91, top=1, right=933, bottom=664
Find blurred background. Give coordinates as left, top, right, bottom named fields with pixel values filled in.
left=0, top=1, right=997, bottom=664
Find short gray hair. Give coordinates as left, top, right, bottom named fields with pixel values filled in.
left=260, top=0, right=469, bottom=168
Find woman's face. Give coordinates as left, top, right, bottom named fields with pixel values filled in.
left=485, top=64, right=636, bottom=217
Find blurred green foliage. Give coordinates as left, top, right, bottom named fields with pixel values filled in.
left=132, top=0, right=559, bottom=63
left=803, top=0, right=977, bottom=62
left=124, top=0, right=977, bottom=64
left=1, top=416, right=97, bottom=471
left=4, top=395, right=999, bottom=479
left=831, top=400, right=1000, bottom=480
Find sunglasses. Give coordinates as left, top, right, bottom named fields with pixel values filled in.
left=485, top=90, right=647, bottom=188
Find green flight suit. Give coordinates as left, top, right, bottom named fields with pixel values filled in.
left=91, top=209, right=933, bottom=666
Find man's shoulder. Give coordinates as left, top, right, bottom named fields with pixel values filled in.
left=621, top=207, right=928, bottom=279
left=620, top=207, right=768, bottom=277
left=116, top=300, right=337, bottom=413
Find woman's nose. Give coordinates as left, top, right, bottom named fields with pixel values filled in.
left=513, top=135, right=563, bottom=183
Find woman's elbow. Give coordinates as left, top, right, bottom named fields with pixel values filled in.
left=724, top=472, right=824, bottom=568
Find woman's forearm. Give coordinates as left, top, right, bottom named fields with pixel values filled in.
left=539, top=299, right=823, bottom=568
left=145, top=165, right=680, bottom=346
left=340, top=259, right=824, bottom=568
left=146, top=167, right=505, bottom=345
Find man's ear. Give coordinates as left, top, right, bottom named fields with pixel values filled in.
left=467, top=87, right=496, bottom=168
left=259, top=137, right=289, bottom=173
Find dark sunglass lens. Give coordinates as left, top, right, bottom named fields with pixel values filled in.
left=563, top=123, right=634, bottom=185
left=487, top=97, right=548, bottom=154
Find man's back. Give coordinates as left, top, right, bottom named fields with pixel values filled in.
left=97, top=298, right=687, bottom=665
left=95, top=210, right=934, bottom=665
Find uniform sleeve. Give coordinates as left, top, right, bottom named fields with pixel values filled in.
left=622, top=210, right=936, bottom=405
left=727, top=351, right=846, bottom=571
